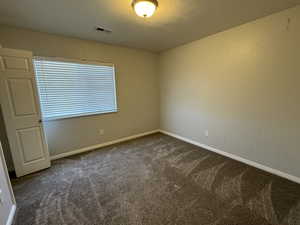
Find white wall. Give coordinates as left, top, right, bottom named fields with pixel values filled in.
left=0, top=25, right=160, bottom=158
left=0, top=141, right=15, bottom=225
left=159, top=5, right=300, bottom=178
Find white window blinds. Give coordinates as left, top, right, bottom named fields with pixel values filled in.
left=33, top=58, right=117, bottom=120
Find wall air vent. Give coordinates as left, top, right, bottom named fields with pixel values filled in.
left=95, top=26, right=112, bottom=33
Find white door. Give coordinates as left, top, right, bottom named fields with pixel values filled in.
left=0, top=48, right=50, bottom=177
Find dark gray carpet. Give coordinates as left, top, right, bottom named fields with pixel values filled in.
left=12, top=133, right=300, bottom=225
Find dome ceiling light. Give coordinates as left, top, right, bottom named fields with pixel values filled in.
left=132, top=0, right=158, bottom=18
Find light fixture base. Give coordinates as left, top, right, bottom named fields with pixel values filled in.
left=131, top=0, right=159, bottom=8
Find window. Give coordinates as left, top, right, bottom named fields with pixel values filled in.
left=33, top=57, right=117, bottom=121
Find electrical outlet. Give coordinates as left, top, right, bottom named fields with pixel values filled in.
left=98, top=129, right=104, bottom=135
left=204, top=130, right=209, bottom=137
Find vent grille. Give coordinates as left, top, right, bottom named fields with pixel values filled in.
left=95, top=26, right=112, bottom=33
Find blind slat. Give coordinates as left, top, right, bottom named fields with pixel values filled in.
left=34, top=59, right=117, bottom=120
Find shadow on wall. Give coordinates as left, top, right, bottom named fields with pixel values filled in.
left=0, top=105, right=14, bottom=172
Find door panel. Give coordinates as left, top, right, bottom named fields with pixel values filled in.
left=7, top=78, right=37, bottom=116
left=17, top=127, right=45, bottom=163
left=0, top=48, right=50, bottom=177
left=2, top=56, right=31, bottom=72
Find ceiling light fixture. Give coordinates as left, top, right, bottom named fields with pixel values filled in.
left=132, top=0, right=158, bottom=18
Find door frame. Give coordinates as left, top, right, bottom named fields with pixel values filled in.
left=0, top=44, right=16, bottom=225
left=0, top=44, right=14, bottom=199
left=0, top=141, right=16, bottom=225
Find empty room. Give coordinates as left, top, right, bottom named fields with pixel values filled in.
left=0, top=0, right=300, bottom=224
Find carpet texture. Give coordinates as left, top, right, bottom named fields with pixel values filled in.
left=12, top=133, right=300, bottom=225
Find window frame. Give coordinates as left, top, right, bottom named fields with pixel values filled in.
left=33, top=56, right=118, bottom=121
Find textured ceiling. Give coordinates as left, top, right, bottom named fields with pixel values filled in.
left=0, top=0, right=299, bottom=52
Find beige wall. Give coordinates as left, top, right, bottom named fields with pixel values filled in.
left=0, top=25, right=160, bottom=157
left=159, top=6, right=300, bottom=178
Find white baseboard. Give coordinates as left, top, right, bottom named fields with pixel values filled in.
left=50, top=130, right=160, bottom=160
left=6, top=204, right=16, bottom=225
left=159, top=129, right=300, bottom=184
